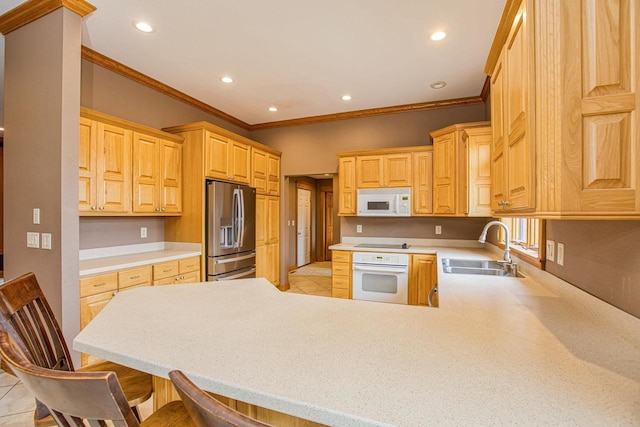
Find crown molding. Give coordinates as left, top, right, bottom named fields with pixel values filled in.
left=81, top=46, right=251, bottom=130
left=484, top=0, right=520, bottom=75
left=0, top=0, right=96, bottom=35
left=480, top=76, right=491, bottom=102
left=250, top=96, right=485, bottom=130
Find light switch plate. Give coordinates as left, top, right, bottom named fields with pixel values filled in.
left=557, top=242, right=565, bottom=266
left=33, top=208, right=40, bottom=225
left=27, top=232, right=40, bottom=248
left=546, top=240, right=555, bottom=262
left=41, top=233, right=52, bottom=250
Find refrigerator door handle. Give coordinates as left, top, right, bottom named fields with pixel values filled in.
left=232, top=188, right=240, bottom=248
left=214, top=253, right=256, bottom=264
left=238, top=189, right=245, bottom=247
left=213, top=267, right=256, bottom=281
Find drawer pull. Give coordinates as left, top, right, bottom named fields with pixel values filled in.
left=130, top=275, right=141, bottom=280
left=163, top=269, right=173, bottom=273
left=93, top=282, right=107, bottom=287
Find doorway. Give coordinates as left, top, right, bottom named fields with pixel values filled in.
left=296, top=187, right=311, bottom=267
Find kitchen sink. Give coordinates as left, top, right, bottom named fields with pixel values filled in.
left=441, top=258, right=522, bottom=277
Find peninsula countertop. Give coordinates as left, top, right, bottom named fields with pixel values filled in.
left=74, top=248, right=640, bottom=426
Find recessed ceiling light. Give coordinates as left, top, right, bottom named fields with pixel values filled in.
left=341, top=95, right=352, bottom=101
left=430, top=81, right=447, bottom=89
left=430, top=31, right=446, bottom=41
left=268, top=107, right=278, bottom=112
left=220, top=76, right=234, bottom=84
left=133, top=21, right=154, bottom=33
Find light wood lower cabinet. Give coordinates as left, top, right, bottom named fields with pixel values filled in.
left=408, top=254, right=438, bottom=307
left=256, top=195, right=280, bottom=286
left=331, top=250, right=351, bottom=299
left=79, top=256, right=200, bottom=365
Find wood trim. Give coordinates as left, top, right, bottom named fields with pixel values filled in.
left=250, top=96, right=484, bottom=130
left=0, top=0, right=96, bottom=35
left=295, top=181, right=315, bottom=191
left=484, top=0, right=521, bottom=74
left=480, top=76, right=491, bottom=102
left=336, top=145, right=432, bottom=157
left=80, top=107, right=183, bottom=142
left=81, top=46, right=252, bottom=130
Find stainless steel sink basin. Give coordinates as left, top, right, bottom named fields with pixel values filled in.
left=441, top=258, right=522, bottom=277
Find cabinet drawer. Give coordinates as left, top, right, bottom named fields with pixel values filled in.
left=118, top=266, right=152, bottom=289
left=176, top=271, right=200, bottom=284
left=80, top=272, right=117, bottom=297
left=332, top=251, right=351, bottom=263
left=332, top=276, right=350, bottom=290
left=332, top=288, right=350, bottom=299
left=332, top=262, right=350, bottom=276
left=153, top=276, right=176, bottom=286
left=153, top=261, right=179, bottom=280
left=179, top=257, right=199, bottom=274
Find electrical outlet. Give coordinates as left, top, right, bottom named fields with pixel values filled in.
left=41, top=233, right=52, bottom=250
left=435, top=225, right=442, bottom=235
left=557, top=242, right=565, bottom=266
left=356, top=224, right=363, bottom=233
left=140, top=227, right=148, bottom=238
left=33, top=208, right=40, bottom=225
left=27, top=232, right=40, bottom=248
left=546, top=240, right=555, bottom=262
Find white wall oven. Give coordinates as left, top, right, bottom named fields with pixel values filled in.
left=352, top=252, right=409, bottom=304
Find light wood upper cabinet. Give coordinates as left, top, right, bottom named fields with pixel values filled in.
left=430, top=122, right=491, bottom=216
left=412, top=148, right=433, bottom=215
left=356, top=153, right=411, bottom=188
left=132, top=134, right=182, bottom=214
left=205, top=131, right=251, bottom=184
left=338, top=156, right=357, bottom=215
left=84, top=121, right=132, bottom=214
left=252, top=148, right=281, bottom=196
left=463, top=127, right=492, bottom=217
left=486, top=0, right=640, bottom=218
left=80, top=108, right=183, bottom=216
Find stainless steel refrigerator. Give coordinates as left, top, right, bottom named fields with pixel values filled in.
left=206, top=180, right=256, bottom=281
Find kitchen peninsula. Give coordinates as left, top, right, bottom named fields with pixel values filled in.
left=74, top=248, right=640, bottom=426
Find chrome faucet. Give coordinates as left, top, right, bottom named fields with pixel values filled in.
left=478, top=221, right=512, bottom=263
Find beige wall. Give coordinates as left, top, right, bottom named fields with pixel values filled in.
left=4, top=9, right=81, bottom=346
left=81, top=60, right=251, bottom=138
left=545, top=221, right=640, bottom=319
left=341, top=217, right=490, bottom=240
left=80, top=217, right=165, bottom=249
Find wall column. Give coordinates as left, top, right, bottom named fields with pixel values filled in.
left=1, top=1, right=95, bottom=361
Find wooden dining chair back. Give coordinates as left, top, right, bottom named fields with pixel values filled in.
left=0, top=273, right=73, bottom=372
left=0, top=330, right=141, bottom=427
left=169, top=370, right=272, bottom=427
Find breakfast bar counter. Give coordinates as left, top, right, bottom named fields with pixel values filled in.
left=74, top=251, right=640, bottom=426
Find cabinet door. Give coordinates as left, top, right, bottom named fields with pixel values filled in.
left=96, top=123, right=132, bottom=213
left=466, top=128, right=493, bottom=217
left=79, top=118, right=97, bottom=213
left=80, top=291, right=114, bottom=365
left=562, top=0, right=640, bottom=213
left=409, top=254, right=438, bottom=307
left=229, top=140, right=251, bottom=184
left=256, top=195, right=267, bottom=247
left=433, top=133, right=456, bottom=214
left=266, top=242, right=279, bottom=286
left=204, top=131, right=230, bottom=179
left=132, top=132, right=160, bottom=213
left=491, top=50, right=508, bottom=212
left=384, top=153, right=412, bottom=187
left=252, top=148, right=268, bottom=194
left=160, top=139, right=182, bottom=214
left=266, top=196, right=279, bottom=244
left=412, top=150, right=433, bottom=215
left=266, top=154, right=281, bottom=196
left=504, top=2, right=534, bottom=211
left=356, top=155, right=384, bottom=187
left=338, top=157, right=357, bottom=215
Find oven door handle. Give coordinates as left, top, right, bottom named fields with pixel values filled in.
left=352, top=265, right=408, bottom=273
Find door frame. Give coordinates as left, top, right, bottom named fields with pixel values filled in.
left=295, top=181, right=314, bottom=268
left=319, top=184, right=333, bottom=262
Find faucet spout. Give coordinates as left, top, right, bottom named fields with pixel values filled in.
left=478, top=221, right=511, bottom=263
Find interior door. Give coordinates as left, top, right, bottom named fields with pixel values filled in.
left=297, top=188, right=311, bottom=267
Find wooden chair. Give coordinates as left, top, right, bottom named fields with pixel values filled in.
left=0, top=330, right=194, bottom=426
left=0, top=273, right=153, bottom=424
left=169, top=370, right=272, bottom=427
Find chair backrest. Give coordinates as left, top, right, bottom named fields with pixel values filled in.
left=0, top=330, right=141, bottom=427
left=169, top=370, right=272, bottom=427
left=0, top=272, right=73, bottom=372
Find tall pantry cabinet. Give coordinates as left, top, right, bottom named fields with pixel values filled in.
left=162, top=122, right=282, bottom=284
left=487, top=0, right=640, bottom=218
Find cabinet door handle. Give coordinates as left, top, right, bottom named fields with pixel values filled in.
left=90, top=206, right=97, bottom=211
left=161, top=207, right=165, bottom=211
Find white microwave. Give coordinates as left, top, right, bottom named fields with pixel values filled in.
left=357, top=188, right=411, bottom=217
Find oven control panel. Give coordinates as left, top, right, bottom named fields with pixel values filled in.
left=352, top=252, right=409, bottom=266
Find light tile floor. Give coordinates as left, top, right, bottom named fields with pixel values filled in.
left=287, top=261, right=332, bottom=297
left=0, top=261, right=333, bottom=425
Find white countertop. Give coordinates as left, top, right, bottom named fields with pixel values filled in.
left=79, top=242, right=201, bottom=276
left=73, top=247, right=640, bottom=426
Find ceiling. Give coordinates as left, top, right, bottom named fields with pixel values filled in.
left=0, top=0, right=506, bottom=131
